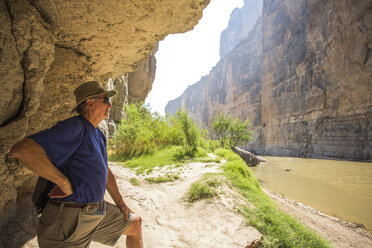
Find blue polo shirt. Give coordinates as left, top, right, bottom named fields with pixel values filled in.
left=28, top=115, right=108, bottom=203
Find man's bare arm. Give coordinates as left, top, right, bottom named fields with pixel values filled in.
left=9, top=138, right=73, bottom=197
left=106, top=167, right=132, bottom=221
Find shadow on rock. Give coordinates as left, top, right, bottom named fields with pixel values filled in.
left=0, top=194, right=39, bottom=248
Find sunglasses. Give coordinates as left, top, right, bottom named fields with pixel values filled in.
left=91, top=96, right=110, bottom=104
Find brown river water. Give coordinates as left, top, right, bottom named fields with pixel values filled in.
left=250, top=156, right=372, bottom=231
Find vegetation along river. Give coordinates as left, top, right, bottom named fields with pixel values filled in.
left=250, top=157, right=372, bottom=231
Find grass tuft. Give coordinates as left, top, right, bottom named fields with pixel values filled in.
left=145, top=174, right=179, bottom=184
left=186, top=174, right=221, bottom=203
left=187, top=182, right=215, bottom=202
left=193, top=157, right=221, bottom=163
left=129, top=177, right=140, bottom=186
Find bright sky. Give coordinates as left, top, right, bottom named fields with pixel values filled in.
left=145, top=0, right=243, bottom=115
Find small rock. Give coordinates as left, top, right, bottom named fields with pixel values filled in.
left=245, top=238, right=262, bottom=248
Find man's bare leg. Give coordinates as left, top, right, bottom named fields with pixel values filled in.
left=122, top=216, right=143, bottom=248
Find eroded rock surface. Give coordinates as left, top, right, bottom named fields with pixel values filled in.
left=0, top=0, right=210, bottom=239
left=166, top=0, right=372, bottom=161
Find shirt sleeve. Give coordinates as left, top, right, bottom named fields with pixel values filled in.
left=28, top=117, right=84, bottom=167
left=97, top=129, right=108, bottom=163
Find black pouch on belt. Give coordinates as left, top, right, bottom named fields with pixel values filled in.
left=85, top=201, right=106, bottom=216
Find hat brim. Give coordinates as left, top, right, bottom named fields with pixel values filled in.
left=70, top=90, right=118, bottom=114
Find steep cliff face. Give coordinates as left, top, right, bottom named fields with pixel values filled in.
left=259, top=0, right=371, bottom=160
left=219, top=0, right=262, bottom=58
left=0, top=0, right=210, bottom=239
left=166, top=17, right=263, bottom=132
left=166, top=0, right=372, bottom=161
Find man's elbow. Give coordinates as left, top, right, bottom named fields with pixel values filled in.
left=9, top=138, right=33, bottom=159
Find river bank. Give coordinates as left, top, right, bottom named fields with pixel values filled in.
left=266, top=189, right=372, bottom=248
left=251, top=156, right=372, bottom=231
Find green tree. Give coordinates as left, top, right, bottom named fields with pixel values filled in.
left=211, top=112, right=254, bottom=148
left=227, top=117, right=254, bottom=147
left=211, top=112, right=231, bottom=146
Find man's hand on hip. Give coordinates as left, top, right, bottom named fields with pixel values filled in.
left=48, top=178, right=73, bottom=198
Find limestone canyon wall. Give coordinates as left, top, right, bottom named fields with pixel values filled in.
left=219, top=0, right=263, bottom=58
left=166, top=0, right=372, bottom=161
left=0, top=0, right=210, bottom=239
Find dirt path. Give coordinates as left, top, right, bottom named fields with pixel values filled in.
left=91, top=161, right=262, bottom=248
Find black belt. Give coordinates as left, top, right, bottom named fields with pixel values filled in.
left=49, top=200, right=99, bottom=209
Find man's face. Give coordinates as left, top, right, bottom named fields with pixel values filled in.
left=88, top=94, right=112, bottom=121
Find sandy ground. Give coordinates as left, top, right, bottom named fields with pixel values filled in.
left=12, top=158, right=372, bottom=248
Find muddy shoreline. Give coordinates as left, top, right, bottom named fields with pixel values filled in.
left=266, top=189, right=372, bottom=248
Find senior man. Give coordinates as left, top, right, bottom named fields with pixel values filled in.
left=10, top=81, right=143, bottom=248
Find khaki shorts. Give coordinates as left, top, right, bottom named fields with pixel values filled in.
left=37, top=201, right=134, bottom=248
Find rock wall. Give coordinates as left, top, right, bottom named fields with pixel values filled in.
left=219, top=0, right=262, bottom=58
left=103, top=43, right=159, bottom=138
left=0, top=0, right=210, bottom=240
left=259, top=0, right=372, bottom=160
left=166, top=0, right=372, bottom=161
left=128, top=43, right=159, bottom=104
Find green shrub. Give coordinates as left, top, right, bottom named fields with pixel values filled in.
left=194, top=147, right=207, bottom=157
left=110, top=103, right=184, bottom=159
left=110, top=103, right=209, bottom=160
left=175, top=109, right=200, bottom=157
left=206, top=139, right=221, bottom=152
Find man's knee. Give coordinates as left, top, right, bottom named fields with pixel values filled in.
left=122, top=216, right=142, bottom=236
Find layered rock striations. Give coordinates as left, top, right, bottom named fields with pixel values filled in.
left=0, top=0, right=210, bottom=241
left=166, top=0, right=372, bottom=161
